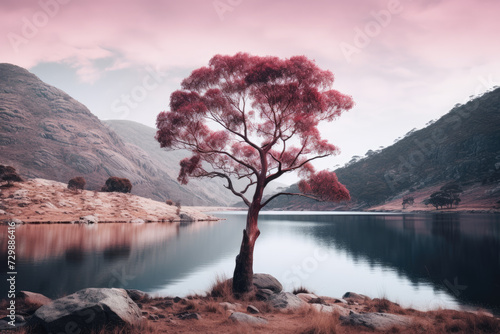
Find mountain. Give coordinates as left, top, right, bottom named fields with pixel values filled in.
left=103, top=120, right=242, bottom=206
left=0, top=63, right=229, bottom=206
left=266, top=88, right=500, bottom=210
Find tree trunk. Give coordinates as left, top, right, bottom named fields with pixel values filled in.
left=232, top=203, right=261, bottom=294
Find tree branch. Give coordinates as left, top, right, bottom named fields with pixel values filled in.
left=260, top=192, right=322, bottom=208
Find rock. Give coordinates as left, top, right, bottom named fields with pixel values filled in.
left=219, top=302, right=241, bottom=311
left=342, top=292, right=371, bottom=303
left=177, top=312, right=202, bottom=320
left=17, top=291, right=52, bottom=311
left=28, top=288, right=142, bottom=333
left=179, top=213, right=195, bottom=222
left=247, top=305, right=260, bottom=314
left=11, top=218, right=24, bottom=225
left=79, top=215, right=98, bottom=224
left=229, top=312, right=267, bottom=325
left=296, top=293, right=319, bottom=303
left=0, top=209, right=6, bottom=215
left=130, top=218, right=145, bottom=223
left=340, top=312, right=412, bottom=330
left=173, top=296, right=183, bottom=303
left=253, top=273, right=283, bottom=293
left=309, top=297, right=327, bottom=305
left=334, top=298, right=348, bottom=304
left=0, top=315, right=26, bottom=330
left=310, top=303, right=350, bottom=317
left=126, top=289, right=149, bottom=301
left=268, top=292, right=306, bottom=310
left=148, top=314, right=159, bottom=321
left=256, top=288, right=274, bottom=301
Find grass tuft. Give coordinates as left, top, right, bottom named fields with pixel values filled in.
left=293, top=286, right=312, bottom=295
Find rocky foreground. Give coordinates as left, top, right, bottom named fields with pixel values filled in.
left=0, top=178, right=217, bottom=223
left=1, top=274, right=499, bottom=334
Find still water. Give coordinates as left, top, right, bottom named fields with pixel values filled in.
left=1, top=212, right=499, bottom=314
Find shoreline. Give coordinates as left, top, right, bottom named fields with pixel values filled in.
left=2, top=277, right=499, bottom=333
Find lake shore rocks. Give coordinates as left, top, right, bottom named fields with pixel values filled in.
left=28, top=288, right=142, bottom=333
left=252, top=273, right=283, bottom=293
left=5, top=274, right=499, bottom=333
left=340, top=312, right=413, bottom=330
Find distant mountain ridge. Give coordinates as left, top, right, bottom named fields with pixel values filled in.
left=266, top=88, right=500, bottom=210
left=0, top=63, right=231, bottom=206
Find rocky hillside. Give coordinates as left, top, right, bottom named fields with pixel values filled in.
left=103, top=120, right=241, bottom=207
left=0, top=178, right=216, bottom=223
left=266, top=88, right=500, bottom=210
left=0, top=63, right=229, bottom=206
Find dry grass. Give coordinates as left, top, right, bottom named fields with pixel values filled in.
left=363, top=297, right=413, bottom=315
left=299, top=309, right=342, bottom=334
left=209, top=274, right=234, bottom=300
left=293, top=286, right=313, bottom=295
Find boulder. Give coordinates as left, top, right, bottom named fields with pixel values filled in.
left=342, top=292, right=371, bottom=303
left=0, top=315, right=26, bottom=330
left=125, top=289, right=149, bottom=301
left=28, top=288, right=142, bottom=333
left=247, top=305, right=260, bottom=314
left=179, top=213, right=195, bottom=222
left=252, top=273, right=282, bottom=293
left=176, top=312, right=202, bottom=320
left=255, top=288, right=274, bottom=301
left=229, top=312, right=267, bottom=325
left=79, top=215, right=98, bottom=224
left=340, top=312, right=412, bottom=330
left=310, top=303, right=350, bottom=317
left=268, top=292, right=306, bottom=310
left=17, top=291, right=52, bottom=312
left=296, top=293, right=319, bottom=303
left=219, top=302, right=241, bottom=311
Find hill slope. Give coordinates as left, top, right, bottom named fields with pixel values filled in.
left=0, top=63, right=224, bottom=205
left=266, top=88, right=500, bottom=210
left=103, top=120, right=241, bottom=206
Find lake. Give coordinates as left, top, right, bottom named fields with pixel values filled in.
left=1, top=212, right=499, bottom=314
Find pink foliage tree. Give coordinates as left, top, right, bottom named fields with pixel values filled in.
left=156, top=53, right=354, bottom=294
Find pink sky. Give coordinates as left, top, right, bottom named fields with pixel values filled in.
left=1, top=0, right=499, bottom=180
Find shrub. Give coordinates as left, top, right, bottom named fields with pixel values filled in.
left=0, top=165, right=23, bottom=186
left=293, top=286, right=312, bottom=295
left=68, top=177, right=86, bottom=192
left=101, top=177, right=132, bottom=193
left=165, top=200, right=174, bottom=206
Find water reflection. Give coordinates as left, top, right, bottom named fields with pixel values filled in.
left=0, top=213, right=498, bottom=315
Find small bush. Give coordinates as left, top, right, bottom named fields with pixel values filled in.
left=0, top=165, right=23, bottom=186
left=166, top=199, right=174, bottom=206
left=68, top=176, right=86, bottom=192
left=209, top=274, right=233, bottom=299
left=101, top=177, right=132, bottom=193
left=293, top=286, right=312, bottom=295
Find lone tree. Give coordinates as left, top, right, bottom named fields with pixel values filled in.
left=402, top=195, right=414, bottom=209
left=424, top=182, right=463, bottom=209
left=0, top=165, right=23, bottom=186
left=68, top=177, right=86, bottom=192
left=101, top=177, right=132, bottom=193
left=156, top=53, right=354, bottom=294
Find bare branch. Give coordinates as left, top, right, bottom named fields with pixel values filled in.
left=260, top=192, right=322, bottom=208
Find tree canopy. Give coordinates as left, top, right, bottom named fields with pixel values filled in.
left=156, top=53, right=353, bottom=207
